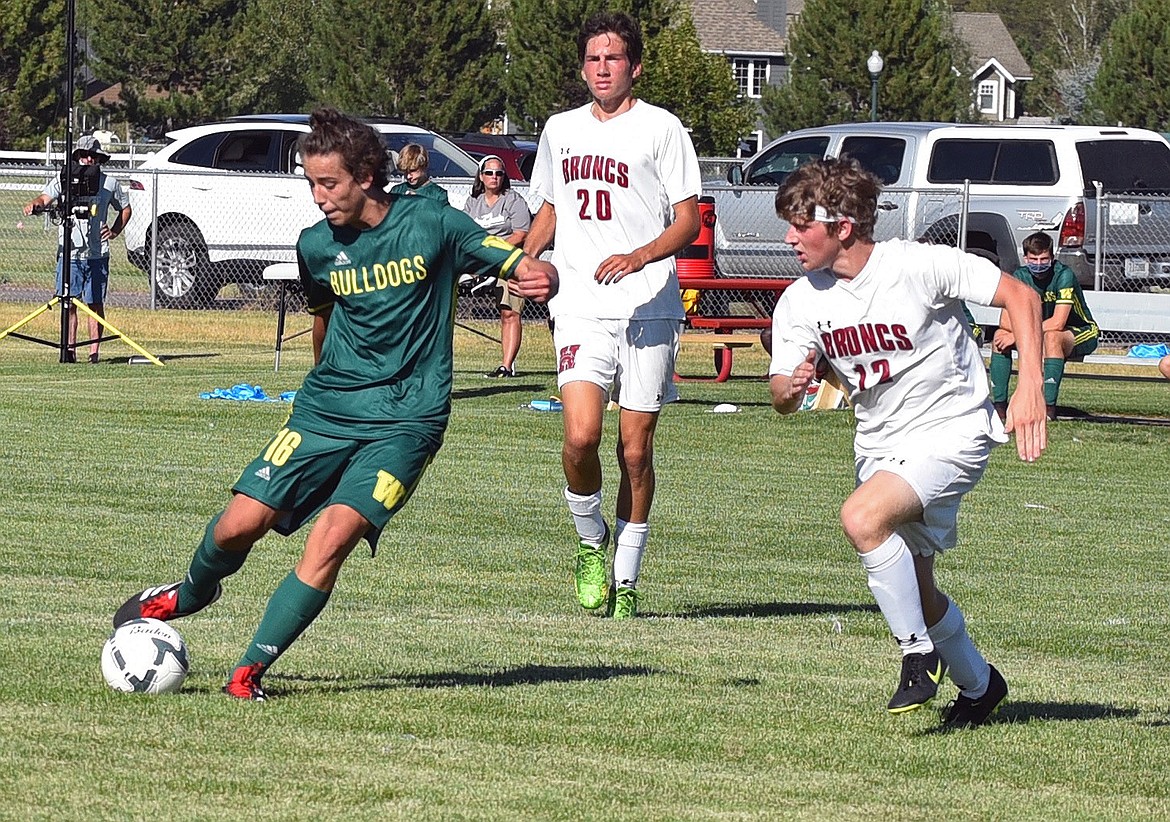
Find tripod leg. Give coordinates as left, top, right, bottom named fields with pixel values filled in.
left=0, top=298, right=61, bottom=340
left=71, top=300, right=165, bottom=365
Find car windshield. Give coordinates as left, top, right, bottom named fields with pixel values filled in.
left=380, top=133, right=478, bottom=178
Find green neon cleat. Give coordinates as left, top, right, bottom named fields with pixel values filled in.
left=573, top=526, right=610, bottom=611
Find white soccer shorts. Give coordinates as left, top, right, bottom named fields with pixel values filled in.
left=552, top=316, right=680, bottom=412
left=855, top=432, right=995, bottom=556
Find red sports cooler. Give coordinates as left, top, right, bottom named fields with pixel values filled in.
left=676, top=195, right=716, bottom=283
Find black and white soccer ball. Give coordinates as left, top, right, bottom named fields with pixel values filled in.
left=101, top=618, right=189, bottom=695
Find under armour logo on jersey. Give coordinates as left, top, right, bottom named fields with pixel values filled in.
left=254, top=466, right=272, bottom=481
left=334, top=251, right=351, bottom=265
left=817, top=320, right=833, bottom=330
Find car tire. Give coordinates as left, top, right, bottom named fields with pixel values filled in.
left=919, top=214, right=1019, bottom=273
left=152, top=222, right=215, bottom=309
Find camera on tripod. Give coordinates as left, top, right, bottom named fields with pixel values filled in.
left=61, top=159, right=101, bottom=218
left=30, top=159, right=101, bottom=220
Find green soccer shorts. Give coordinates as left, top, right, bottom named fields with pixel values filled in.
left=232, top=419, right=443, bottom=549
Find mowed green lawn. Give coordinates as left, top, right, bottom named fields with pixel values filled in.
left=1, top=304, right=1168, bottom=821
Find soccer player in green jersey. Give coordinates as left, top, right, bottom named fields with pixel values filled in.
left=989, top=231, right=1098, bottom=421
left=113, top=108, right=558, bottom=701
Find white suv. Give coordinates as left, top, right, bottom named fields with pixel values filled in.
left=123, top=115, right=479, bottom=307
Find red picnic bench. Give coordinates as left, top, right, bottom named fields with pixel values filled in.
left=675, top=276, right=793, bottom=382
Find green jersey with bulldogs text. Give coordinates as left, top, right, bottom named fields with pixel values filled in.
left=295, top=195, right=523, bottom=436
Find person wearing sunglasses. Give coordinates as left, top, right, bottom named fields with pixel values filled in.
left=463, top=155, right=531, bottom=377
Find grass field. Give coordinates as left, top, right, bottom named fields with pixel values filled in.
left=1, top=302, right=1168, bottom=821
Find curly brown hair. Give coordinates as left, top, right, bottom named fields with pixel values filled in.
left=298, top=107, right=390, bottom=189
left=774, top=157, right=880, bottom=240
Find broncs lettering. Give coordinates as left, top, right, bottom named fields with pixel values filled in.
left=561, top=155, right=629, bottom=188
left=820, top=322, right=912, bottom=358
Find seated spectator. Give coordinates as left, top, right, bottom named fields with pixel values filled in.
left=989, top=231, right=1098, bottom=421
left=390, top=144, right=449, bottom=204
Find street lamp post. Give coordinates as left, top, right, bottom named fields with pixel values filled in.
left=867, top=50, right=884, bottom=122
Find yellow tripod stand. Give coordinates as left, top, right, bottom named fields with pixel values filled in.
left=0, top=293, right=163, bottom=365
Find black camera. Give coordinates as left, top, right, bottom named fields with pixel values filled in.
left=32, top=160, right=103, bottom=219
left=63, top=159, right=101, bottom=199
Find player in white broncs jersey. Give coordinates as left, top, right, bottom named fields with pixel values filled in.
left=769, top=158, right=1047, bottom=727
left=525, top=11, right=701, bottom=620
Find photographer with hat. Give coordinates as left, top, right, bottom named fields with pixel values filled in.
left=23, top=134, right=131, bottom=363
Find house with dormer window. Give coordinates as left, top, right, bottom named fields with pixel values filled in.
left=688, top=0, right=1033, bottom=148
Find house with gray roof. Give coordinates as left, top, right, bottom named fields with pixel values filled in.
left=688, top=0, right=1033, bottom=148
left=952, top=12, right=1033, bottom=122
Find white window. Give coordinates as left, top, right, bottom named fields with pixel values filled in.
left=733, top=58, right=769, bottom=98
left=978, top=81, right=998, bottom=114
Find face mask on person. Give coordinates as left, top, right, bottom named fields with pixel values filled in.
left=1026, top=261, right=1053, bottom=275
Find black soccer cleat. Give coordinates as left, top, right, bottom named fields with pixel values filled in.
left=942, top=664, right=1008, bottom=728
left=113, top=581, right=222, bottom=628
left=887, top=649, right=947, bottom=714
left=223, top=662, right=269, bottom=702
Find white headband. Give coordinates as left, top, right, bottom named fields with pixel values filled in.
left=813, top=205, right=857, bottom=224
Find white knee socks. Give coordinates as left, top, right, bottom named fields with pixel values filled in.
left=929, top=597, right=991, bottom=698
left=859, top=533, right=933, bottom=655
left=612, top=519, right=648, bottom=589
left=564, top=487, right=606, bottom=545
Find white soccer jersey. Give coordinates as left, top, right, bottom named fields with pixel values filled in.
left=530, top=100, right=701, bottom=321
left=769, top=239, right=1006, bottom=456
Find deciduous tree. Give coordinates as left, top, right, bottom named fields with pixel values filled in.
left=636, top=14, right=756, bottom=154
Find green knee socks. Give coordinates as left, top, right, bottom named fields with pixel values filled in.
left=989, top=352, right=1012, bottom=403
left=237, top=572, right=331, bottom=670
left=1043, top=357, right=1064, bottom=405
left=177, top=512, right=248, bottom=612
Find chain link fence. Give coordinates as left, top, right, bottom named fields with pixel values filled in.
left=3, top=163, right=1169, bottom=348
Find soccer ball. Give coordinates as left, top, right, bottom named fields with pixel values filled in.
left=101, top=618, right=189, bottom=695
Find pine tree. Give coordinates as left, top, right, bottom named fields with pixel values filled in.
left=762, top=0, right=971, bottom=134
left=87, top=0, right=246, bottom=133
left=0, top=0, right=68, bottom=148
left=1087, top=0, right=1170, bottom=129
left=308, top=0, right=505, bottom=132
